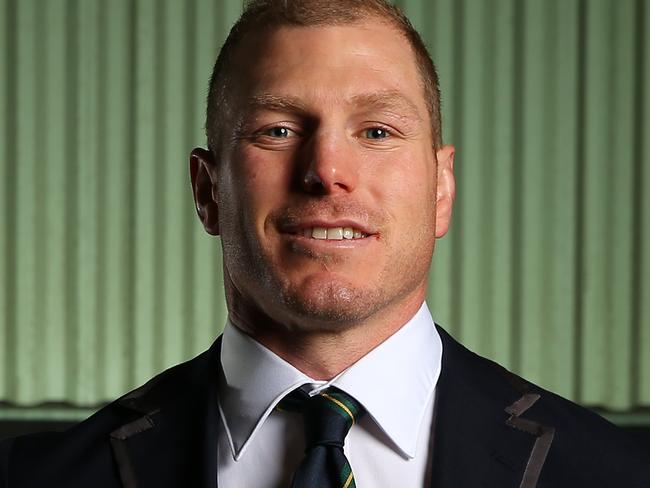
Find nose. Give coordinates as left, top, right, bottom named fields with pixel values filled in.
left=298, top=131, right=358, bottom=194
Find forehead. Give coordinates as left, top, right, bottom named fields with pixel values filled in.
left=228, top=19, right=427, bottom=116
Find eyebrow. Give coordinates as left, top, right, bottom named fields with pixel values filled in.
left=246, top=94, right=310, bottom=115
left=244, top=90, right=422, bottom=120
left=348, top=90, right=422, bottom=121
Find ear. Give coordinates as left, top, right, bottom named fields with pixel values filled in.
left=434, top=144, right=456, bottom=238
left=189, top=147, right=220, bottom=236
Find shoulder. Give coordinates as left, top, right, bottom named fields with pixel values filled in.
left=0, top=338, right=221, bottom=488
left=435, top=324, right=650, bottom=485
left=512, top=367, right=650, bottom=485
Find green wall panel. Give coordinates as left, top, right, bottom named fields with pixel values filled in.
left=1, top=0, right=649, bottom=419
left=641, top=0, right=650, bottom=406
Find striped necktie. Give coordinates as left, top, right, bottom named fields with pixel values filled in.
left=280, top=387, right=365, bottom=488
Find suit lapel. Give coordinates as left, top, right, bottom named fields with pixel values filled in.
left=105, top=327, right=556, bottom=487
left=431, top=326, right=555, bottom=488
left=109, top=339, right=222, bottom=488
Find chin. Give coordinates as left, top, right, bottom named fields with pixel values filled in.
left=279, top=277, right=382, bottom=329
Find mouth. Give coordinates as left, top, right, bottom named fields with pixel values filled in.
left=279, top=220, right=377, bottom=242
left=293, top=226, right=369, bottom=240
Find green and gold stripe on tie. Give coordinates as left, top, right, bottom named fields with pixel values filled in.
left=285, top=387, right=365, bottom=488
left=321, top=392, right=358, bottom=425
left=340, top=461, right=355, bottom=488
left=321, top=392, right=360, bottom=488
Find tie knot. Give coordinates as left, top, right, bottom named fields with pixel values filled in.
left=281, top=388, right=365, bottom=450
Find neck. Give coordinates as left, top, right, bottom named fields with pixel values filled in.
left=228, top=289, right=426, bottom=380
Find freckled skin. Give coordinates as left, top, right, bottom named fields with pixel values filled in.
left=193, top=19, right=455, bottom=378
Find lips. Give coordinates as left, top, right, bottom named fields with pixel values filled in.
left=273, top=200, right=382, bottom=246
left=279, top=220, right=376, bottom=241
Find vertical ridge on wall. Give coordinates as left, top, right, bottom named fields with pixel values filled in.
left=456, top=0, right=494, bottom=361
left=573, top=0, right=588, bottom=408
left=151, top=0, right=168, bottom=374
left=0, top=0, right=11, bottom=400
left=62, top=0, right=80, bottom=403
left=640, top=0, right=650, bottom=406
left=519, top=0, right=579, bottom=400
left=132, top=0, right=158, bottom=389
left=33, top=0, right=48, bottom=402
left=161, top=0, right=188, bottom=370
left=183, top=0, right=199, bottom=362
left=488, top=0, right=516, bottom=370
left=1, top=0, right=648, bottom=414
left=509, top=0, right=524, bottom=375
left=607, top=0, right=637, bottom=409
left=75, top=0, right=100, bottom=405
left=14, top=0, right=39, bottom=403
left=630, top=0, right=644, bottom=408
left=580, top=0, right=637, bottom=409
left=98, top=0, right=133, bottom=400
left=42, top=0, right=68, bottom=401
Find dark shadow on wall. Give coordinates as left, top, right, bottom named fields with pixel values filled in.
left=0, top=421, right=77, bottom=441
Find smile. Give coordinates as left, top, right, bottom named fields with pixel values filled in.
left=299, top=227, right=369, bottom=240
left=279, top=218, right=377, bottom=242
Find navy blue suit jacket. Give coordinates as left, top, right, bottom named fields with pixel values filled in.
left=1, top=326, right=649, bottom=487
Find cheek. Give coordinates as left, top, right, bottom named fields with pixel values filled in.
left=225, top=148, right=295, bottom=235
left=237, top=146, right=295, bottom=189
left=366, top=149, right=436, bottom=219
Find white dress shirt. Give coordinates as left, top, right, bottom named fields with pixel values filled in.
left=216, top=302, right=443, bottom=487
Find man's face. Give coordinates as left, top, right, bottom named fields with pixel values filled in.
left=199, top=19, right=454, bottom=332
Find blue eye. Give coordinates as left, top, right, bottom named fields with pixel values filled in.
left=364, top=127, right=389, bottom=139
left=266, top=127, right=292, bottom=138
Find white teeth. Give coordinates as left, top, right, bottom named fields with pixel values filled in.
left=327, top=227, right=343, bottom=240
left=304, top=226, right=367, bottom=240
left=312, top=227, right=327, bottom=239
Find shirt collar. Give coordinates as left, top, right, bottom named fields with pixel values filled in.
left=218, top=302, right=442, bottom=460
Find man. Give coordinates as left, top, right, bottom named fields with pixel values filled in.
left=1, top=0, right=648, bottom=487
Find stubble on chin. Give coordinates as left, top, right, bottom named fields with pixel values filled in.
left=249, top=236, right=430, bottom=334
left=277, top=277, right=383, bottom=332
